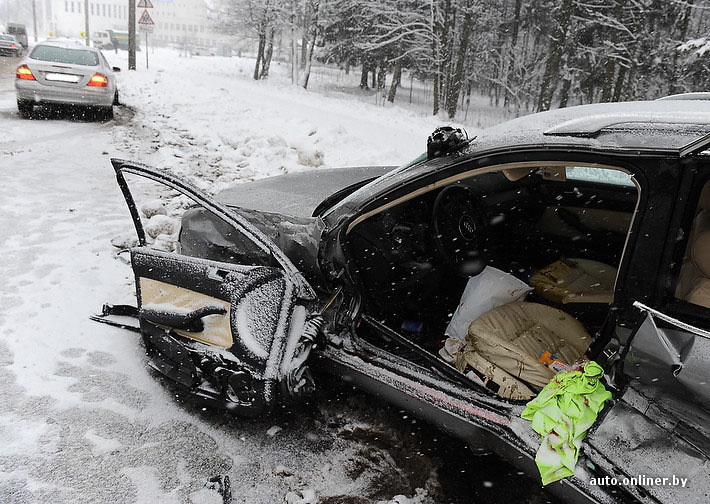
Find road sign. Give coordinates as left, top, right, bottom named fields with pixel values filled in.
left=138, top=10, right=155, bottom=25
left=137, top=0, right=154, bottom=7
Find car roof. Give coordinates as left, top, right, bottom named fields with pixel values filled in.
left=468, top=98, right=710, bottom=157
left=37, top=39, right=100, bottom=52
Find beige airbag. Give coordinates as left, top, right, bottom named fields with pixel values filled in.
left=530, top=258, right=617, bottom=304
left=460, top=302, right=591, bottom=392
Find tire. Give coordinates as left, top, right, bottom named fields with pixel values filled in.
left=17, top=99, right=33, bottom=118
left=113, top=90, right=120, bottom=106
left=100, top=106, right=114, bottom=121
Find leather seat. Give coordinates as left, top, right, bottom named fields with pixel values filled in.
left=454, top=302, right=591, bottom=400
left=530, top=258, right=616, bottom=304
left=676, top=209, right=710, bottom=308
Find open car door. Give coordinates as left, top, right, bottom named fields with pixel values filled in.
left=111, top=159, right=322, bottom=417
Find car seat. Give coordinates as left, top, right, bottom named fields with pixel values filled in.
left=454, top=302, right=591, bottom=399
left=676, top=208, right=710, bottom=308
left=529, top=258, right=616, bottom=304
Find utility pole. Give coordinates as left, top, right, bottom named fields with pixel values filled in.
left=32, top=0, right=38, bottom=42
left=84, top=0, right=89, bottom=46
left=129, top=0, right=136, bottom=70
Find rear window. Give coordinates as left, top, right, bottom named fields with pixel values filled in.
left=0, top=35, right=14, bottom=41
left=30, top=45, right=98, bottom=66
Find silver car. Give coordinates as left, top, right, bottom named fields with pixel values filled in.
left=15, top=39, right=120, bottom=119
left=0, top=34, right=22, bottom=57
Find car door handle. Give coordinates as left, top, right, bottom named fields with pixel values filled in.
left=140, top=305, right=227, bottom=333
left=207, top=266, right=230, bottom=281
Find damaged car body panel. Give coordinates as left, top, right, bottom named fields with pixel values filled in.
left=105, top=100, right=710, bottom=504
left=111, top=159, right=321, bottom=416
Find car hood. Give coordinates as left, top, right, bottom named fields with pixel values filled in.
left=215, top=166, right=395, bottom=218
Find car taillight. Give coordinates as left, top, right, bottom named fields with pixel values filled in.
left=87, top=73, right=108, bottom=87
left=16, top=65, right=35, bottom=80
left=11, top=43, right=16, bottom=48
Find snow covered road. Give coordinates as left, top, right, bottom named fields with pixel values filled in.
left=0, top=49, right=552, bottom=504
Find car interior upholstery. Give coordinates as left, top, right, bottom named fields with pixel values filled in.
left=676, top=181, right=710, bottom=308
left=344, top=164, right=639, bottom=399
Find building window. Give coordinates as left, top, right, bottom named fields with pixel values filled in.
left=71, top=1, right=74, bottom=13
left=78, top=2, right=81, bottom=13
left=65, top=1, right=68, bottom=12
left=90, top=3, right=94, bottom=15
left=102, top=4, right=106, bottom=16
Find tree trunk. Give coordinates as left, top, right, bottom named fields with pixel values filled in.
left=387, top=59, right=402, bottom=103
left=254, top=32, right=265, bottom=80
left=446, top=4, right=473, bottom=118
left=301, top=16, right=318, bottom=89
left=537, top=0, right=573, bottom=111
left=360, top=64, right=369, bottom=89
left=669, top=0, right=695, bottom=94
left=612, top=65, right=627, bottom=102
left=431, top=1, right=441, bottom=115
left=291, top=6, right=298, bottom=84
left=260, top=28, right=274, bottom=79
left=504, top=0, right=523, bottom=109
left=558, top=78, right=572, bottom=108
left=601, top=0, right=626, bottom=102
left=377, top=60, right=387, bottom=90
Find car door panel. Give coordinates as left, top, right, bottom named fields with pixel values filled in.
left=113, top=160, right=319, bottom=417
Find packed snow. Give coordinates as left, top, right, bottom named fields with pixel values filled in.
left=0, top=48, right=552, bottom=504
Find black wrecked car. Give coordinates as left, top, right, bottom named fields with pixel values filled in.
left=101, top=96, right=710, bottom=504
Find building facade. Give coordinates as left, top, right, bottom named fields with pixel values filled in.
left=44, top=0, right=231, bottom=50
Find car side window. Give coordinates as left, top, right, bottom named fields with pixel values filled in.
left=673, top=180, right=710, bottom=309
left=565, top=166, right=635, bottom=187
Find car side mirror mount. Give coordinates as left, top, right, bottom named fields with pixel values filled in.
left=427, top=126, right=470, bottom=159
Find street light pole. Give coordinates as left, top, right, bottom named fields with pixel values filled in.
left=84, top=0, right=89, bottom=46
left=129, top=0, right=136, bottom=70
left=32, top=0, right=38, bottom=42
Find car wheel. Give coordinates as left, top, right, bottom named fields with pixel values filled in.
left=17, top=100, right=33, bottom=118
left=101, top=106, right=114, bottom=121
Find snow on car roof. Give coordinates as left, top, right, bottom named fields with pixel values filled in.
left=470, top=99, right=710, bottom=156
left=39, top=38, right=97, bottom=50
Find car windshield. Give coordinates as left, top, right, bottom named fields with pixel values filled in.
left=322, top=151, right=427, bottom=217
left=30, top=45, right=98, bottom=66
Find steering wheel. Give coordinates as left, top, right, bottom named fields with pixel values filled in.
left=431, top=184, right=486, bottom=275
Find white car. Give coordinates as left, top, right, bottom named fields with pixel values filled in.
left=15, top=40, right=120, bottom=119
left=191, top=45, right=215, bottom=56
left=0, top=34, right=22, bottom=57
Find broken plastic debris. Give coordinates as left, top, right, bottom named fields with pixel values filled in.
left=266, top=425, right=282, bottom=437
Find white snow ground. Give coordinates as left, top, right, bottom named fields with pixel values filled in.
left=0, top=48, right=550, bottom=504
